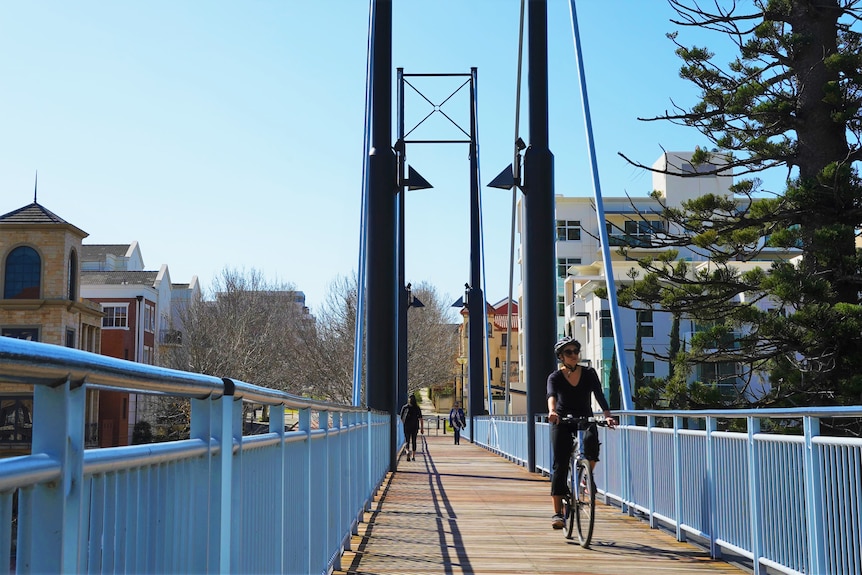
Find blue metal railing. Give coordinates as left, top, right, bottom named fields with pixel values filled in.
left=473, top=409, right=862, bottom=575
left=0, top=337, right=391, bottom=575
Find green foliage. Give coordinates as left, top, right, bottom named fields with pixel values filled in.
left=620, top=1, right=862, bottom=410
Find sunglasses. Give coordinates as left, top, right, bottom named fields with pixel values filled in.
left=561, top=348, right=580, bottom=356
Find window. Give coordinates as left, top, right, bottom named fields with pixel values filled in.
left=68, top=250, right=78, bottom=301
left=598, top=310, right=613, bottom=337
left=4, top=246, right=41, bottom=299
left=624, top=220, right=665, bottom=237
left=65, top=329, right=76, bottom=348
left=557, top=257, right=582, bottom=278
left=682, top=162, right=718, bottom=174
left=2, top=327, right=39, bottom=342
left=636, top=310, right=654, bottom=338
left=643, top=361, right=655, bottom=383
left=500, top=333, right=508, bottom=347
left=556, top=220, right=581, bottom=241
left=0, top=398, right=33, bottom=443
left=697, top=361, right=738, bottom=384
left=143, top=345, right=154, bottom=365
left=143, top=302, right=155, bottom=333
left=558, top=295, right=565, bottom=317
left=102, top=305, right=129, bottom=328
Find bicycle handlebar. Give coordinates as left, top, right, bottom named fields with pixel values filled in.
left=559, top=414, right=610, bottom=427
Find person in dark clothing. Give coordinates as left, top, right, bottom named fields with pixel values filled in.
left=400, top=395, right=424, bottom=461
left=449, top=401, right=465, bottom=445
left=547, top=336, right=617, bottom=529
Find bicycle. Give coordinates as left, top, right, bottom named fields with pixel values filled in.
left=559, top=415, right=609, bottom=548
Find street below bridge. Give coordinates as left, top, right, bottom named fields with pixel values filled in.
left=336, top=434, right=745, bottom=575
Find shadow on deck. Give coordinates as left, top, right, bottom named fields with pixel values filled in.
left=336, top=434, right=746, bottom=575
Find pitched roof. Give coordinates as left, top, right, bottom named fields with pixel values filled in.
left=0, top=202, right=70, bottom=224
left=80, top=271, right=159, bottom=286
left=81, top=244, right=132, bottom=260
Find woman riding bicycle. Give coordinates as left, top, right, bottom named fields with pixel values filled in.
left=547, top=336, right=617, bottom=529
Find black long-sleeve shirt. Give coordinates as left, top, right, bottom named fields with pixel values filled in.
left=546, top=367, right=610, bottom=417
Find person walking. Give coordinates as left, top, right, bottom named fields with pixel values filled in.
left=547, top=336, right=617, bottom=529
left=449, top=401, right=466, bottom=445
left=400, top=394, right=424, bottom=461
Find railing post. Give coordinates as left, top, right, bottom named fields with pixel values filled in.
left=647, top=415, right=656, bottom=528
left=803, top=416, right=826, bottom=574
left=618, top=413, right=632, bottom=515
left=270, top=404, right=286, bottom=572
left=300, top=408, right=312, bottom=575
left=673, top=415, right=685, bottom=542
left=747, top=416, right=764, bottom=574
left=705, top=416, right=720, bottom=559
left=219, top=396, right=239, bottom=574
left=190, top=397, right=215, bottom=573
left=29, top=379, right=85, bottom=574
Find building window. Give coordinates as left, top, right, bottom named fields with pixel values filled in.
left=144, top=302, right=155, bottom=333
left=598, top=310, right=613, bottom=337
left=558, top=295, right=565, bottom=317
left=557, top=257, right=582, bottom=278
left=0, top=398, right=33, bottom=443
left=556, top=220, right=581, bottom=241
left=624, top=220, right=665, bottom=237
left=68, top=249, right=78, bottom=301
left=643, top=361, right=655, bottom=382
left=143, top=345, right=154, bottom=365
left=500, top=333, right=508, bottom=347
left=636, top=310, right=654, bottom=338
left=2, top=327, right=39, bottom=342
left=102, top=305, right=129, bottom=328
left=4, top=246, right=41, bottom=299
left=65, top=329, right=76, bottom=348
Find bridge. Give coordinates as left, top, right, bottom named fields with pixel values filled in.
left=2, top=337, right=860, bottom=575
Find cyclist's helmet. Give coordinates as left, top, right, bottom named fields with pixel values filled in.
left=553, top=336, right=581, bottom=358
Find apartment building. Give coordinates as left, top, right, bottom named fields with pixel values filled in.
left=520, top=151, right=795, bottom=403
left=456, top=297, right=521, bottom=414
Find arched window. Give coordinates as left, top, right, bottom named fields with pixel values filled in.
left=4, top=246, right=41, bottom=299
left=68, top=249, right=78, bottom=301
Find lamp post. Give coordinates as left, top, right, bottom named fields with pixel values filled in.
left=456, top=355, right=467, bottom=408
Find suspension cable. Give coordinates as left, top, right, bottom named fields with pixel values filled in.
left=503, top=0, right=526, bottom=415
left=352, top=0, right=375, bottom=406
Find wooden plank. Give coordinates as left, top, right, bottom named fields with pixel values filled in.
left=335, top=434, right=746, bottom=575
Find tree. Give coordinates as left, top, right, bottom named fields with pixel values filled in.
left=618, top=0, right=862, bottom=409
left=288, top=275, right=458, bottom=404
left=404, top=282, right=460, bottom=397
left=155, top=268, right=313, bottom=436
left=161, top=267, right=311, bottom=391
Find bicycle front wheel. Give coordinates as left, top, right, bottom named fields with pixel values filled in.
left=574, top=460, right=596, bottom=547
left=563, top=458, right=576, bottom=539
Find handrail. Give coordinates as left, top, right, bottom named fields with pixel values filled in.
left=0, top=337, right=391, bottom=575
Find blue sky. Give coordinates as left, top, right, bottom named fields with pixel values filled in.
left=0, top=1, right=781, bottom=313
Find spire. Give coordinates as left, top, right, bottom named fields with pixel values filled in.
left=33, top=170, right=38, bottom=204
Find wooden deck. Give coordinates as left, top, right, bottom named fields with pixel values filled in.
left=336, top=434, right=746, bottom=575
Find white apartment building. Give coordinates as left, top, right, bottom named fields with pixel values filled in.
left=520, top=151, right=795, bottom=403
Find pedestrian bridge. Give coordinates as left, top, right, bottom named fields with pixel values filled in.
left=1, top=338, right=860, bottom=575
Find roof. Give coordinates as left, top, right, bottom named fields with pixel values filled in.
left=0, top=202, right=68, bottom=224
left=0, top=202, right=88, bottom=237
left=80, top=271, right=159, bottom=286
left=81, top=244, right=132, bottom=260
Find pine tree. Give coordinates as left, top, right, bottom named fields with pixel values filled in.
left=618, top=1, right=862, bottom=409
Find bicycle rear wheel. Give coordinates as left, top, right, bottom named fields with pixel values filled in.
left=574, top=461, right=595, bottom=547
